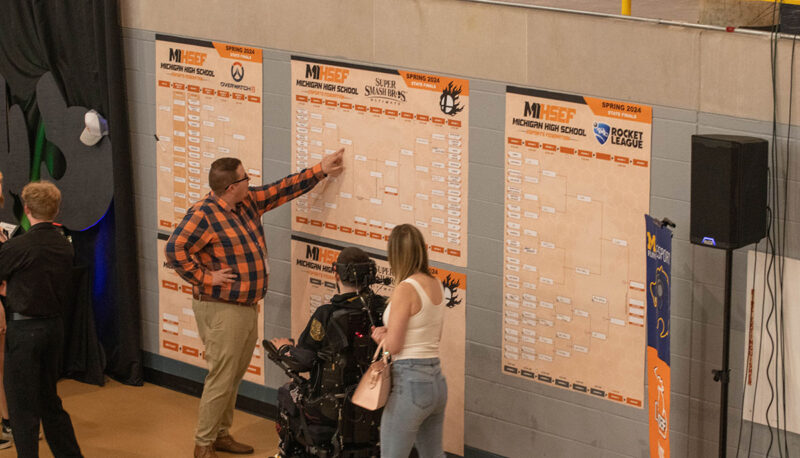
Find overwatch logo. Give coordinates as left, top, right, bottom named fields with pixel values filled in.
left=231, top=62, right=244, bottom=82
left=439, top=81, right=464, bottom=116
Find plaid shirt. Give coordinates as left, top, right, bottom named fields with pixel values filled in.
left=165, top=164, right=324, bottom=304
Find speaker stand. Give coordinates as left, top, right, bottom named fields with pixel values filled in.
left=711, top=248, right=733, bottom=458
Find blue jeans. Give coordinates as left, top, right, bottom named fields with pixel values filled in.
left=380, top=358, right=447, bottom=458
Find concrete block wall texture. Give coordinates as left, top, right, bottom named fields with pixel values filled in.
left=119, top=1, right=800, bottom=455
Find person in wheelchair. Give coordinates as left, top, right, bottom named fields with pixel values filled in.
left=265, top=246, right=387, bottom=457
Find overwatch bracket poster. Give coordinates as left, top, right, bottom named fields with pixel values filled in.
left=155, top=34, right=263, bottom=232
left=501, top=87, right=651, bottom=407
left=290, top=236, right=465, bottom=455
left=290, top=57, right=469, bottom=267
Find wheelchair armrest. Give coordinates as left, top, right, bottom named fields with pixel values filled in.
left=263, top=339, right=281, bottom=360
left=262, top=339, right=309, bottom=385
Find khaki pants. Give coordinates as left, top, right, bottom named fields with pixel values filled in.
left=192, top=298, right=258, bottom=446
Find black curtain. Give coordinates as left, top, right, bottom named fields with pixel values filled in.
left=0, top=0, right=143, bottom=385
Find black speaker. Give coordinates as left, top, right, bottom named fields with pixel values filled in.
left=690, top=134, right=768, bottom=249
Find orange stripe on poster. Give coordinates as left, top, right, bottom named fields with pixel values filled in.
left=162, top=340, right=179, bottom=351
left=429, top=266, right=466, bottom=286
left=211, top=42, right=263, bottom=63
left=397, top=73, right=470, bottom=96
left=584, top=97, right=652, bottom=124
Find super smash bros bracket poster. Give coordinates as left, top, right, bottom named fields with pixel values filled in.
left=290, top=57, right=469, bottom=268
left=290, top=236, right=466, bottom=455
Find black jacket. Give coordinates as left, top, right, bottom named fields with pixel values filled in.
left=0, top=222, right=73, bottom=316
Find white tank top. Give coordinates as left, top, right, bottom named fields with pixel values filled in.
left=383, top=277, right=446, bottom=360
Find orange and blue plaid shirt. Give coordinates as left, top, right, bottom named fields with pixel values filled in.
left=165, top=164, right=324, bottom=304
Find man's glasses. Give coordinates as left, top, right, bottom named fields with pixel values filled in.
left=228, top=174, right=250, bottom=188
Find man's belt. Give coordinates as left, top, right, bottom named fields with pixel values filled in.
left=7, top=312, right=59, bottom=321
left=193, top=293, right=257, bottom=307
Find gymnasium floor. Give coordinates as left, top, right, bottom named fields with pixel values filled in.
left=0, top=379, right=280, bottom=457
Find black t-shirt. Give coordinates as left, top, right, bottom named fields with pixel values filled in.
left=0, top=222, right=74, bottom=316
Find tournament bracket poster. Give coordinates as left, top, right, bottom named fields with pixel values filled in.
left=155, top=34, right=263, bottom=232
left=290, top=236, right=465, bottom=455
left=645, top=216, right=672, bottom=458
left=156, top=237, right=265, bottom=384
left=290, top=57, right=469, bottom=267
left=501, top=86, right=651, bottom=407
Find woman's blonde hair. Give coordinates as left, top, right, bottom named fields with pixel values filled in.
left=387, top=224, right=430, bottom=283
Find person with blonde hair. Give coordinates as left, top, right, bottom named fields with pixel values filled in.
left=0, top=181, right=82, bottom=457
left=371, top=224, right=447, bottom=458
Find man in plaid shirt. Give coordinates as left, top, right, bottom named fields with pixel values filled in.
left=166, top=150, right=343, bottom=458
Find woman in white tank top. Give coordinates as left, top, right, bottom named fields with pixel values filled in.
left=371, top=224, right=447, bottom=458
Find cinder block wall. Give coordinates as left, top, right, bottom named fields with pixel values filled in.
left=120, top=1, right=800, bottom=456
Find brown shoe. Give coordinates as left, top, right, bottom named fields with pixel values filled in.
left=214, top=434, right=254, bottom=454
left=194, top=444, right=218, bottom=458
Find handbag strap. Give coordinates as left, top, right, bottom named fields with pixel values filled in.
left=372, top=341, right=390, bottom=363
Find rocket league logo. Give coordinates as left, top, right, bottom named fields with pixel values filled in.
left=593, top=122, right=610, bottom=145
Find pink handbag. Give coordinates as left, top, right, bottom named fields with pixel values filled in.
left=351, top=342, right=392, bottom=410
